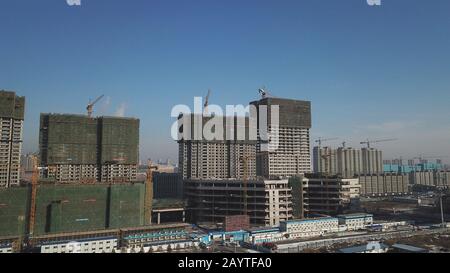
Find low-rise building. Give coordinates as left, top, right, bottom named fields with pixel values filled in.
left=369, top=221, right=411, bottom=232
left=121, top=224, right=192, bottom=250
left=0, top=242, right=13, bottom=253
left=280, top=217, right=339, bottom=239
left=247, top=228, right=285, bottom=245
left=40, top=236, right=118, bottom=253
left=338, top=242, right=390, bottom=253
left=337, top=213, right=373, bottom=231
left=391, top=244, right=428, bottom=253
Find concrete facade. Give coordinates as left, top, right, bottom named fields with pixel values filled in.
left=40, top=237, right=118, bottom=253
left=361, top=148, right=383, bottom=175
left=313, top=146, right=382, bottom=177
left=0, top=91, right=25, bottom=188
left=280, top=217, right=339, bottom=239
left=251, top=98, right=312, bottom=178
left=313, top=146, right=338, bottom=175
left=184, top=179, right=292, bottom=227
left=337, top=213, right=373, bottom=231
left=177, top=114, right=257, bottom=180
left=290, top=175, right=361, bottom=217
left=358, top=173, right=410, bottom=196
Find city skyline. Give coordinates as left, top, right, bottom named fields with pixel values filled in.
left=1, top=0, right=450, bottom=163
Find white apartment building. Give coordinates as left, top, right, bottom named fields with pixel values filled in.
left=280, top=217, right=339, bottom=239
left=337, top=213, right=373, bottom=231
left=40, top=237, right=118, bottom=253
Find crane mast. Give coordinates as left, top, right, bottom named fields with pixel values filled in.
left=86, top=94, right=105, bottom=118
left=360, top=138, right=397, bottom=149
left=144, top=161, right=158, bottom=226
left=315, top=137, right=339, bottom=148
left=204, top=89, right=211, bottom=114
left=29, top=156, right=39, bottom=236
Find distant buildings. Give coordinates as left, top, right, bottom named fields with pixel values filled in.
left=313, top=146, right=339, bottom=176
left=361, top=148, right=383, bottom=175
left=20, top=153, right=36, bottom=173
left=313, top=146, right=383, bottom=177
left=359, top=173, right=410, bottom=196
left=409, top=170, right=450, bottom=188
left=0, top=91, right=25, bottom=188
left=39, top=114, right=140, bottom=183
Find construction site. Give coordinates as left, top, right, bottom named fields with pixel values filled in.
left=39, top=113, right=140, bottom=184
left=0, top=92, right=187, bottom=253
left=184, top=179, right=292, bottom=227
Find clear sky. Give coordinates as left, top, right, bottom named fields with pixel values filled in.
left=1, top=0, right=450, bottom=163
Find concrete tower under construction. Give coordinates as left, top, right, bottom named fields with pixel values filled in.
left=250, top=97, right=312, bottom=178
left=0, top=91, right=25, bottom=188
left=39, top=114, right=140, bottom=183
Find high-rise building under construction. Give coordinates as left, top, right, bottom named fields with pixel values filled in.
left=177, top=114, right=257, bottom=180
left=178, top=113, right=293, bottom=226
left=39, top=114, right=139, bottom=183
left=0, top=91, right=25, bottom=188
left=250, top=97, right=312, bottom=178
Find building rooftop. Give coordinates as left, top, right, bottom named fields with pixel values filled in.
left=391, top=244, right=428, bottom=253
left=283, top=217, right=338, bottom=225
left=336, top=213, right=373, bottom=219
left=246, top=227, right=280, bottom=234
left=338, top=243, right=389, bottom=254
left=40, top=113, right=139, bottom=121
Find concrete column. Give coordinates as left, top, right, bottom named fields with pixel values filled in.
left=157, top=212, right=161, bottom=225
left=182, top=210, right=186, bottom=223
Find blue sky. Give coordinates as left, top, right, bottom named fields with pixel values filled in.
left=1, top=0, right=450, bottom=163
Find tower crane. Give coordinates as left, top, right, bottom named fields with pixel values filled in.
left=204, top=89, right=211, bottom=114
left=258, top=86, right=275, bottom=99
left=86, top=94, right=105, bottom=118
left=144, top=160, right=158, bottom=226
left=360, top=138, right=397, bottom=149
left=315, top=137, right=339, bottom=148
left=29, top=156, right=39, bottom=237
